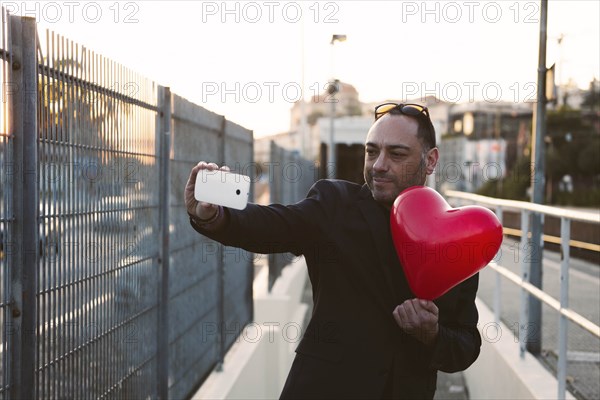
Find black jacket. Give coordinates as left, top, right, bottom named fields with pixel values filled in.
left=191, top=179, right=481, bottom=399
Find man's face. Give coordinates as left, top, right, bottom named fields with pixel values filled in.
left=363, top=114, right=438, bottom=208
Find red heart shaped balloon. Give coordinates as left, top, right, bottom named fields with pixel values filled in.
left=391, top=186, right=503, bottom=300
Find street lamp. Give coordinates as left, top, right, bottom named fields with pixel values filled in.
left=328, top=34, right=346, bottom=178
left=330, top=34, right=347, bottom=45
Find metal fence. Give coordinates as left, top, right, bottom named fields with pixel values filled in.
left=267, top=141, right=316, bottom=290
left=445, top=190, right=600, bottom=400
left=1, top=14, right=253, bottom=399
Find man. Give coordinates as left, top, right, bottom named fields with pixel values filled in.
left=185, top=103, right=481, bottom=399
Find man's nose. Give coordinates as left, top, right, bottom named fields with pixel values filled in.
left=372, top=154, right=388, bottom=172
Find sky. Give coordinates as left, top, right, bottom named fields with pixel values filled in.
left=13, top=0, right=600, bottom=137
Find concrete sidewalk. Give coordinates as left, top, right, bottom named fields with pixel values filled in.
left=477, top=239, right=599, bottom=400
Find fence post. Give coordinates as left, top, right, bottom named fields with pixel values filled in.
left=216, top=116, right=226, bottom=371
left=494, top=207, right=503, bottom=324
left=9, top=15, right=38, bottom=400
left=519, top=210, right=530, bottom=358
left=268, top=141, right=280, bottom=291
left=156, top=86, right=172, bottom=399
left=557, top=217, right=570, bottom=400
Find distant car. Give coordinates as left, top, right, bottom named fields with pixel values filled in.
left=94, top=196, right=136, bottom=232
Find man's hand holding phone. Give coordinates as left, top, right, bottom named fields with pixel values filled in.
left=185, top=161, right=250, bottom=229
left=185, top=162, right=228, bottom=221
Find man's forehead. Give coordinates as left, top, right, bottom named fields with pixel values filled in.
left=373, top=113, right=419, bottom=130
left=365, top=114, right=419, bottom=145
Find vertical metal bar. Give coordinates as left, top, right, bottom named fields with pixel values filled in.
left=215, top=116, right=226, bottom=371
left=106, top=54, right=113, bottom=394
left=519, top=210, right=530, bottom=358
left=50, top=33, right=58, bottom=400
left=557, top=217, right=570, bottom=400
left=84, top=46, right=90, bottom=395
left=35, top=28, right=45, bottom=398
left=1, top=8, right=10, bottom=397
left=73, top=39, right=80, bottom=400
left=98, top=49, right=105, bottom=395
left=8, top=15, right=38, bottom=400
left=268, top=141, right=275, bottom=292
left=88, top=45, right=94, bottom=398
left=34, top=28, right=43, bottom=398
left=61, top=35, right=68, bottom=399
left=58, top=34, right=65, bottom=400
left=528, top=0, right=548, bottom=356
left=68, top=38, right=75, bottom=399
left=328, top=86, right=336, bottom=178
left=494, top=207, right=503, bottom=324
left=156, top=85, right=171, bottom=400
left=248, top=133, right=255, bottom=322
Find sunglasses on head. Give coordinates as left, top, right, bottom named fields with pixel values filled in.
left=374, top=102, right=436, bottom=148
left=374, top=103, right=430, bottom=121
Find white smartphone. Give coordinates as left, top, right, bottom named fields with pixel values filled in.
left=194, top=170, right=250, bottom=210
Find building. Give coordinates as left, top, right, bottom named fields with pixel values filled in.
left=257, top=83, right=537, bottom=193
left=437, top=101, right=533, bottom=192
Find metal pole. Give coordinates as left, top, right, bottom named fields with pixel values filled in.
left=156, top=86, right=171, bottom=399
left=329, top=88, right=336, bottom=178
left=216, top=116, right=226, bottom=370
left=528, top=0, right=548, bottom=355
left=328, top=35, right=345, bottom=179
left=9, top=15, right=38, bottom=400
left=494, top=207, right=503, bottom=323
left=519, top=210, right=530, bottom=358
left=557, top=217, right=570, bottom=400
left=299, top=17, right=307, bottom=158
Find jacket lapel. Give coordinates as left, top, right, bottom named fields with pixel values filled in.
left=357, top=185, right=413, bottom=306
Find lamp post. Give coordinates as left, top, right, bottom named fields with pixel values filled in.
left=299, top=17, right=307, bottom=158
left=528, top=0, right=548, bottom=356
left=328, top=34, right=346, bottom=178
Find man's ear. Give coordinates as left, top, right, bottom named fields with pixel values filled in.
left=425, top=148, right=439, bottom=175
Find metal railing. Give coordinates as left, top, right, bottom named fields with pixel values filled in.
left=1, top=13, right=253, bottom=399
left=445, top=190, right=600, bottom=400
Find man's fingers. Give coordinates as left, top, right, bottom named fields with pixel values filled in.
left=417, top=299, right=439, bottom=316
left=393, top=299, right=440, bottom=345
left=393, top=303, right=416, bottom=331
left=187, top=162, right=230, bottom=189
left=186, top=162, right=207, bottom=189
left=403, top=300, right=419, bottom=320
left=392, top=305, right=404, bottom=327
left=393, top=299, right=434, bottom=326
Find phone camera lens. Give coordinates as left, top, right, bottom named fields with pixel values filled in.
left=236, top=189, right=241, bottom=195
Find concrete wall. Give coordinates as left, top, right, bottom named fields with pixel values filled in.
left=192, top=259, right=309, bottom=400
left=464, top=298, right=575, bottom=400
